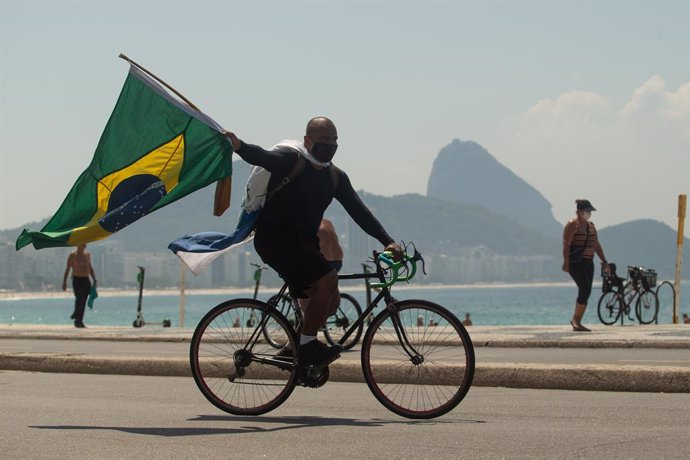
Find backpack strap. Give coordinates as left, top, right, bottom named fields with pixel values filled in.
left=265, top=154, right=306, bottom=200
left=266, top=156, right=340, bottom=201
left=329, top=164, right=340, bottom=192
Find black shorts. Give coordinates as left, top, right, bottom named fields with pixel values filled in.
left=254, top=227, right=333, bottom=298
left=328, top=260, right=343, bottom=273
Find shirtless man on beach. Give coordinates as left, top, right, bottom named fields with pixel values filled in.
left=318, top=219, right=344, bottom=273
left=62, top=244, right=97, bottom=328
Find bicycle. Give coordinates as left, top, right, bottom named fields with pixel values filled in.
left=190, top=245, right=475, bottom=419
left=250, top=263, right=364, bottom=350
left=597, top=263, right=659, bottom=325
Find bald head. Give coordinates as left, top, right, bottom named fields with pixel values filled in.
left=306, top=117, right=337, bottom=138
left=304, top=117, right=338, bottom=162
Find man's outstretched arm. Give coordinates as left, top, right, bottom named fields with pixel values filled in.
left=335, top=172, right=402, bottom=259
left=223, top=132, right=292, bottom=173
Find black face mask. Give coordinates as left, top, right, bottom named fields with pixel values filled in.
left=311, top=143, right=338, bottom=163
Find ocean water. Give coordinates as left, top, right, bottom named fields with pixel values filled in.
left=1, top=281, right=688, bottom=327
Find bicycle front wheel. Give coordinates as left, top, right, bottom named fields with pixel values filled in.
left=597, top=291, right=622, bottom=325
left=263, top=294, right=301, bottom=349
left=190, top=298, right=299, bottom=416
left=361, top=299, right=475, bottom=419
left=323, top=293, right=363, bottom=350
left=635, top=290, right=659, bottom=325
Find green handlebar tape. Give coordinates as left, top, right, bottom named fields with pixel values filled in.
left=370, top=251, right=418, bottom=289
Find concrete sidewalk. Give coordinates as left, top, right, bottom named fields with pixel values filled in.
left=2, top=324, right=690, bottom=393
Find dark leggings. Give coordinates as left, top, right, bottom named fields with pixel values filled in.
left=569, top=259, right=594, bottom=305
left=72, top=277, right=91, bottom=323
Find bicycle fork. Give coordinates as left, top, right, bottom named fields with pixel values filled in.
left=387, top=303, right=424, bottom=365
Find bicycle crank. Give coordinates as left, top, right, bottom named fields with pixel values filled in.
left=296, top=365, right=330, bottom=388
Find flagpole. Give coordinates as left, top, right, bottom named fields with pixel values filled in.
left=119, top=53, right=233, bottom=217
left=118, top=53, right=201, bottom=111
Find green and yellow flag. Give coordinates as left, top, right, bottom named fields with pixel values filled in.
left=16, top=64, right=232, bottom=250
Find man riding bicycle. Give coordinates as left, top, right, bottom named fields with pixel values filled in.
left=224, top=117, right=401, bottom=368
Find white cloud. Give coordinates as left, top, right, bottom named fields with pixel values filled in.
left=620, top=75, right=690, bottom=121
left=488, top=76, right=690, bottom=229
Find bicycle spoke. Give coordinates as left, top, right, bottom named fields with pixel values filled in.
left=190, top=299, right=298, bottom=416
left=362, top=300, right=474, bottom=419
left=598, top=291, right=622, bottom=325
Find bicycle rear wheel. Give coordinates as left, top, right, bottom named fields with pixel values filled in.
left=635, top=290, right=659, bottom=324
left=597, top=291, right=622, bottom=325
left=361, top=299, right=474, bottom=419
left=322, top=293, right=363, bottom=350
left=190, top=298, right=299, bottom=415
left=263, top=294, right=301, bottom=349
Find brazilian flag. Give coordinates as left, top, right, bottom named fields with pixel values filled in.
left=16, top=65, right=232, bottom=250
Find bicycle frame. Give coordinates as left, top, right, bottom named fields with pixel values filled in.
left=339, top=269, right=424, bottom=361
left=244, top=254, right=424, bottom=366
left=256, top=253, right=420, bottom=367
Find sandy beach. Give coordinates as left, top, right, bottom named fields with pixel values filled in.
left=0, top=281, right=576, bottom=301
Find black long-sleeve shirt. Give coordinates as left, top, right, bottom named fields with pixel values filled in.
left=235, top=142, right=394, bottom=246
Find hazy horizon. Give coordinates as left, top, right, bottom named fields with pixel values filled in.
left=1, top=0, right=688, bottom=233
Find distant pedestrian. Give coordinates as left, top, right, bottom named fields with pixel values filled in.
left=62, top=244, right=97, bottom=328
left=683, top=313, right=690, bottom=324
left=562, top=199, right=609, bottom=332
left=462, top=313, right=473, bottom=326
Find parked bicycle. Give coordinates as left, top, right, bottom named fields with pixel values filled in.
left=597, top=263, right=659, bottom=325
left=190, top=245, right=475, bottom=419
left=250, top=263, right=364, bottom=350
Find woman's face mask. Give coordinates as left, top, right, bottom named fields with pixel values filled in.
left=311, top=142, right=338, bottom=163
left=580, top=211, right=592, bottom=221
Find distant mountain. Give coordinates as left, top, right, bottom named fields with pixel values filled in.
left=325, top=192, right=561, bottom=256
left=1, top=158, right=558, bottom=257
left=3, top=154, right=688, bottom=288
left=599, top=219, right=690, bottom=280
left=427, top=139, right=562, bottom=237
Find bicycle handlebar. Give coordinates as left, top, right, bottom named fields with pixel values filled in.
left=371, top=246, right=426, bottom=289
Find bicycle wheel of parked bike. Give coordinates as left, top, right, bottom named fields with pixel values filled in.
left=597, top=291, right=623, bottom=325
left=635, top=290, right=659, bottom=325
left=322, top=293, right=364, bottom=350
left=361, top=299, right=475, bottom=419
left=263, top=294, right=302, bottom=349
left=190, top=299, right=299, bottom=416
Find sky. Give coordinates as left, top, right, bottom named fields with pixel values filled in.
left=1, top=0, right=688, bottom=233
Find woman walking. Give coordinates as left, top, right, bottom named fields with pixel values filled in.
left=562, top=199, right=609, bottom=331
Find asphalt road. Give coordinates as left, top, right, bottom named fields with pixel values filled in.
left=3, top=338, right=690, bottom=367
left=2, top=371, right=689, bottom=459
